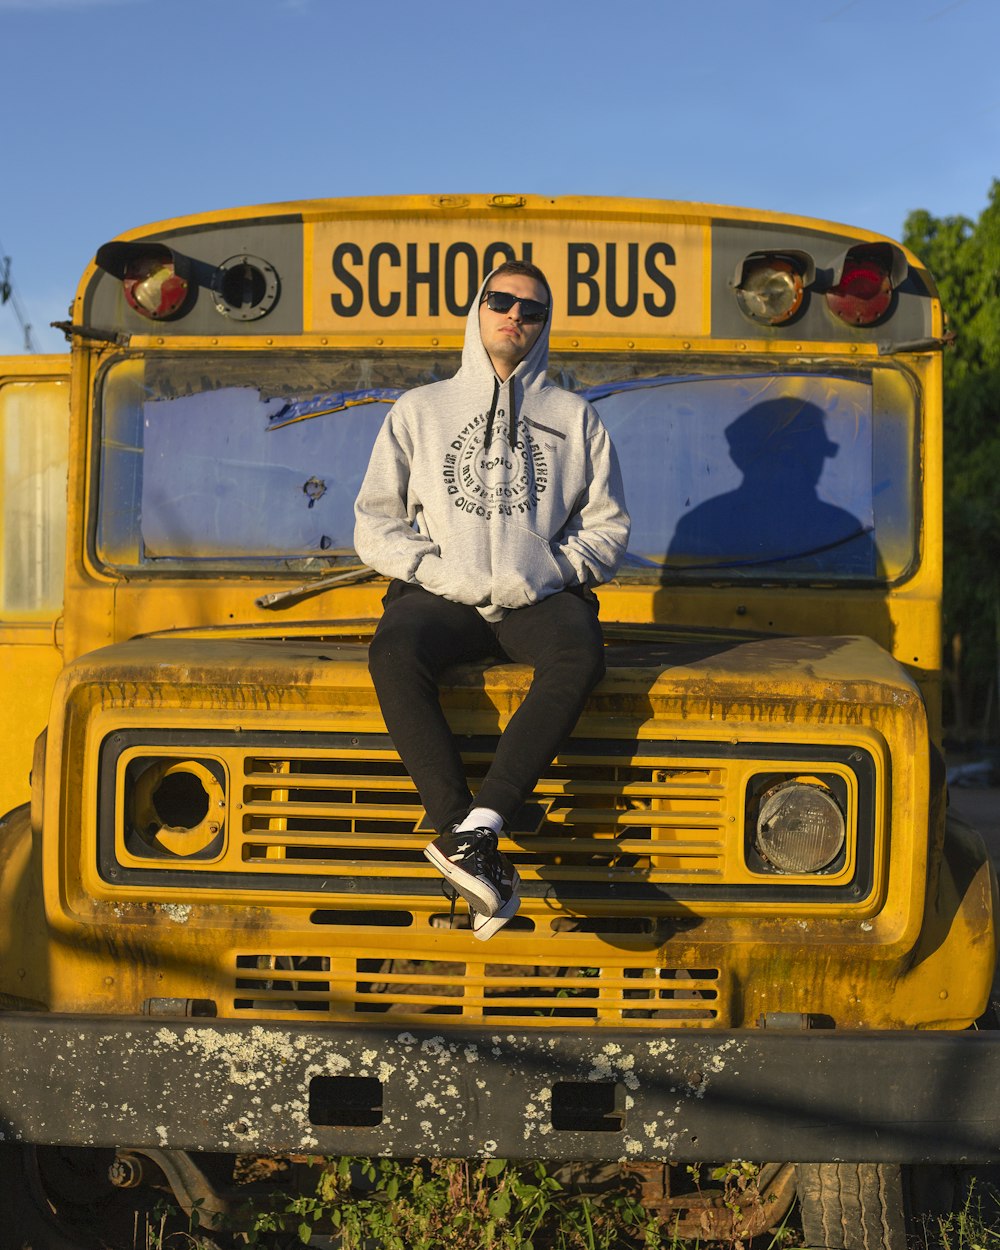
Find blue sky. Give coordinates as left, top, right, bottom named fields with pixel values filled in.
left=1, top=0, right=997, bottom=354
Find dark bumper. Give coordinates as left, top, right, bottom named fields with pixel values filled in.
left=2, top=1014, right=1000, bottom=1163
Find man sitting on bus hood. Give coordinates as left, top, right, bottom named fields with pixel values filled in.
left=354, top=261, right=630, bottom=939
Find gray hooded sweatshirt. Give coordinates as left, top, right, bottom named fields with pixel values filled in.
left=354, top=271, right=630, bottom=622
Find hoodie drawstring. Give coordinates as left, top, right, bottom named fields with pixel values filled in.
left=484, top=377, right=500, bottom=451
left=484, top=376, right=519, bottom=451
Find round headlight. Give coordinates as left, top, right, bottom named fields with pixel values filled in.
left=735, top=258, right=804, bottom=325
left=755, top=780, right=845, bottom=873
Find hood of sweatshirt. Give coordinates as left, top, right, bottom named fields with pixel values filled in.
left=459, top=268, right=552, bottom=453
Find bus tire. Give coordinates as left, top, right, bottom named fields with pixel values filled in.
left=795, top=1162, right=911, bottom=1250
left=0, top=1144, right=226, bottom=1250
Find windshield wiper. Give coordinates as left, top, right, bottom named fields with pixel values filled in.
left=617, top=526, right=875, bottom=576
left=669, top=526, right=875, bottom=572
left=256, top=564, right=378, bottom=609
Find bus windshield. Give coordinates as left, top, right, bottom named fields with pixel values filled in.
left=96, top=351, right=916, bottom=583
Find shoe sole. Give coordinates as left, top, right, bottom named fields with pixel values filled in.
left=423, top=842, right=502, bottom=916
left=473, top=889, right=521, bottom=942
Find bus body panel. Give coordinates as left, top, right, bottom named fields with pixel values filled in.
left=0, top=356, right=70, bottom=817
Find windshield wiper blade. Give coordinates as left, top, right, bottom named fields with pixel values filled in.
left=256, top=564, right=378, bottom=609
left=667, top=526, right=875, bottom=573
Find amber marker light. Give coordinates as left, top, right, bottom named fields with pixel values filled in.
left=733, top=252, right=813, bottom=326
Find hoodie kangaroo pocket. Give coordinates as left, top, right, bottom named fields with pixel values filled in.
left=417, top=527, right=493, bottom=606
left=491, top=526, right=566, bottom=609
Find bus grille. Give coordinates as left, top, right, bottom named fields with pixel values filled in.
left=232, top=953, right=721, bottom=1027
left=240, top=744, right=728, bottom=886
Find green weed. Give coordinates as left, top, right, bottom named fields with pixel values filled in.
left=920, top=1179, right=1000, bottom=1250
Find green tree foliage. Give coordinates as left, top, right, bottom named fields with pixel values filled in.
left=904, top=181, right=1000, bottom=737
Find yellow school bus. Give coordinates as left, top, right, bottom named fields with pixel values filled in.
left=1, top=194, right=997, bottom=1247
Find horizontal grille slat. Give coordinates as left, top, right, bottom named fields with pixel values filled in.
left=542, top=809, right=723, bottom=827
left=244, top=801, right=426, bottom=820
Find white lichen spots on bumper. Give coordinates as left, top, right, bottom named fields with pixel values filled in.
left=362, top=1048, right=377, bottom=1066
left=160, top=903, right=192, bottom=924
left=463, top=1045, right=478, bottom=1064
left=522, top=1084, right=552, bottom=1142
left=588, top=1048, right=640, bottom=1090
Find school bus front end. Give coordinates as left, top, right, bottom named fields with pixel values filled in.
left=3, top=197, right=1000, bottom=1222
left=12, top=619, right=1000, bottom=1167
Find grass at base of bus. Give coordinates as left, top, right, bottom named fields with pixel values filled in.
left=245, top=1156, right=678, bottom=1249
left=147, top=1156, right=795, bottom=1249
left=139, top=1159, right=1000, bottom=1249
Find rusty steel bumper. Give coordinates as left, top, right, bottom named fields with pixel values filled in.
left=2, top=1014, right=1000, bottom=1163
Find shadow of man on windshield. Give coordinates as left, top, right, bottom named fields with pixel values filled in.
left=668, top=397, right=880, bottom=577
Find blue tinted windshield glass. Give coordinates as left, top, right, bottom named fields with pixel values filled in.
left=592, top=373, right=878, bottom=576
left=97, top=354, right=913, bottom=580
left=141, top=388, right=395, bottom=558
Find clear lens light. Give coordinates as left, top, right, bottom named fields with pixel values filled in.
left=736, top=259, right=804, bottom=325
left=755, top=781, right=845, bottom=873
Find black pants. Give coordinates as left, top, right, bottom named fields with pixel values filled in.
left=368, top=581, right=606, bottom=832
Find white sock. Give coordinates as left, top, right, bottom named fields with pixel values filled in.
left=455, top=807, right=503, bottom=835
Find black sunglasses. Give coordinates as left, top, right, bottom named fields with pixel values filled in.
left=480, top=289, right=549, bottom=323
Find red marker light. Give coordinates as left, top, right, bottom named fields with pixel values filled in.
left=826, top=246, right=902, bottom=327
left=123, top=252, right=189, bottom=320
left=95, top=241, right=193, bottom=321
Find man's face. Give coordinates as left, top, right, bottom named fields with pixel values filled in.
left=478, top=273, right=548, bottom=379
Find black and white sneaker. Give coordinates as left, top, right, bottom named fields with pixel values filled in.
left=472, top=886, right=521, bottom=941
left=424, top=828, right=520, bottom=918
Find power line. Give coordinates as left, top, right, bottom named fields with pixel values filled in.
left=0, top=238, right=38, bottom=353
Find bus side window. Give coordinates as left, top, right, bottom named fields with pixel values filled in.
left=0, top=377, right=69, bottom=618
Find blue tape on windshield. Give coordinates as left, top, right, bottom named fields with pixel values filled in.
left=268, top=388, right=405, bottom=430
